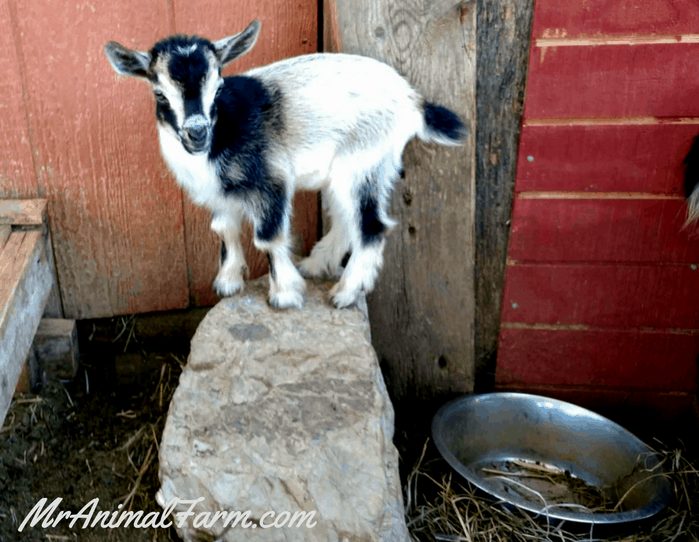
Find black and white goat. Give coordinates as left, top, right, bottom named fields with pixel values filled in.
left=104, top=20, right=466, bottom=309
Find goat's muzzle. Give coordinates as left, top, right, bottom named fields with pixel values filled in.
left=182, top=116, right=212, bottom=154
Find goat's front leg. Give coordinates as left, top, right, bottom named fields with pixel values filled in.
left=251, top=185, right=306, bottom=309
left=211, top=208, right=247, bottom=297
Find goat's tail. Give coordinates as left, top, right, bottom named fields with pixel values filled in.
left=418, top=101, right=467, bottom=146
left=685, top=135, right=699, bottom=226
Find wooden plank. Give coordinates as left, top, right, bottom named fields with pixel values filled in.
left=172, top=0, right=318, bottom=306
left=13, top=2, right=189, bottom=318
left=509, top=198, right=699, bottom=263
left=524, top=44, right=699, bottom=119
left=532, top=0, right=699, bottom=39
left=330, top=0, right=476, bottom=400
left=474, top=0, right=534, bottom=385
left=0, top=226, right=9, bottom=250
left=501, top=263, right=699, bottom=328
left=496, top=326, right=698, bottom=391
left=516, top=124, right=698, bottom=194
left=0, top=0, right=39, bottom=198
left=0, top=199, right=47, bottom=226
left=0, top=231, right=52, bottom=424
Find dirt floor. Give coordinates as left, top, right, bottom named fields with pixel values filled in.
left=1, top=312, right=698, bottom=542
left=0, top=315, right=192, bottom=542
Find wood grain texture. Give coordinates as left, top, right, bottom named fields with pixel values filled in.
left=474, top=0, right=533, bottom=388
left=0, top=0, right=39, bottom=198
left=172, top=0, right=318, bottom=306
left=0, top=199, right=46, bottom=225
left=329, top=0, right=476, bottom=400
left=532, top=0, right=699, bottom=39
left=524, top=44, right=699, bottom=119
left=12, top=1, right=190, bottom=318
left=501, top=263, right=699, bottom=329
left=0, top=230, right=52, bottom=424
left=497, top=326, right=699, bottom=391
left=509, top=198, right=699, bottom=263
left=517, top=123, right=699, bottom=194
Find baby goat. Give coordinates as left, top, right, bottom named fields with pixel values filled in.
left=104, top=20, right=466, bottom=309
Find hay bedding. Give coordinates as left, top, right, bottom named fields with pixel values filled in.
left=405, top=440, right=699, bottom=542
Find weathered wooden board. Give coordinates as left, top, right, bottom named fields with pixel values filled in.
left=12, top=2, right=189, bottom=318
left=0, top=1, right=40, bottom=199
left=532, top=0, right=699, bottom=39
left=474, top=0, right=534, bottom=386
left=0, top=199, right=47, bottom=226
left=328, top=0, right=476, bottom=400
left=502, top=263, right=699, bottom=329
left=171, top=0, right=318, bottom=306
left=497, top=326, right=698, bottom=391
left=516, top=123, right=698, bottom=194
left=509, top=198, right=699, bottom=263
left=0, top=231, right=52, bottom=425
left=524, top=44, right=699, bottom=119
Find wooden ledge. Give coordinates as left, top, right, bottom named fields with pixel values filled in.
left=0, top=199, right=52, bottom=425
left=0, top=199, right=47, bottom=226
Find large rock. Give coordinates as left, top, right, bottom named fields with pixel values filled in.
left=157, top=277, right=409, bottom=542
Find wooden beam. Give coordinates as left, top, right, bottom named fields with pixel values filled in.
left=327, top=0, right=477, bottom=400
left=0, top=199, right=47, bottom=226
left=475, top=0, right=533, bottom=387
left=0, top=230, right=53, bottom=424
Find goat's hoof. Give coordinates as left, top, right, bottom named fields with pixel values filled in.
left=213, top=276, right=244, bottom=297
left=329, top=284, right=359, bottom=309
left=268, top=289, right=304, bottom=310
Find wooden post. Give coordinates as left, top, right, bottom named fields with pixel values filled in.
left=326, top=0, right=477, bottom=400
left=474, top=0, right=533, bottom=387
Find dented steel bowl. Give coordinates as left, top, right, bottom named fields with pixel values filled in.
left=432, top=393, right=671, bottom=524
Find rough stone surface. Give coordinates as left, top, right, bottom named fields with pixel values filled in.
left=157, top=277, right=409, bottom=542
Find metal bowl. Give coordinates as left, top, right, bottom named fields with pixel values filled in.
left=432, top=393, right=671, bottom=524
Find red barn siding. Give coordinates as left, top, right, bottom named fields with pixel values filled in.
left=532, top=0, right=699, bottom=38
left=525, top=44, right=699, bottom=119
left=496, top=0, right=699, bottom=409
left=509, top=198, right=699, bottom=263
left=516, top=124, right=697, bottom=194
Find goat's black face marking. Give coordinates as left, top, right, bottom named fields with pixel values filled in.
left=148, top=36, right=221, bottom=154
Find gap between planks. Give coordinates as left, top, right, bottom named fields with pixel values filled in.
left=525, top=117, right=699, bottom=127
left=515, top=192, right=684, bottom=200
left=505, top=258, right=699, bottom=267
left=500, top=322, right=699, bottom=335
left=535, top=34, right=699, bottom=47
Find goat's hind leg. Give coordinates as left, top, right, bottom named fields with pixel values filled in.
left=330, top=167, right=394, bottom=308
left=211, top=208, right=247, bottom=296
left=298, top=189, right=351, bottom=279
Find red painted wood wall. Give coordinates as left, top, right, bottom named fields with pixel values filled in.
left=496, top=0, right=699, bottom=411
left=0, top=0, right=318, bottom=319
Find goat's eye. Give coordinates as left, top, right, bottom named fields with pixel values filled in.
left=154, top=90, right=168, bottom=103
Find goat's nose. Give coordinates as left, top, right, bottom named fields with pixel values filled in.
left=185, top=124, right=208, bottom=143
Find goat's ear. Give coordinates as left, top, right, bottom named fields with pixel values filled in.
left=104, top=41, right=151, bottom=79
left=214, top=20, right=261, bottom=66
